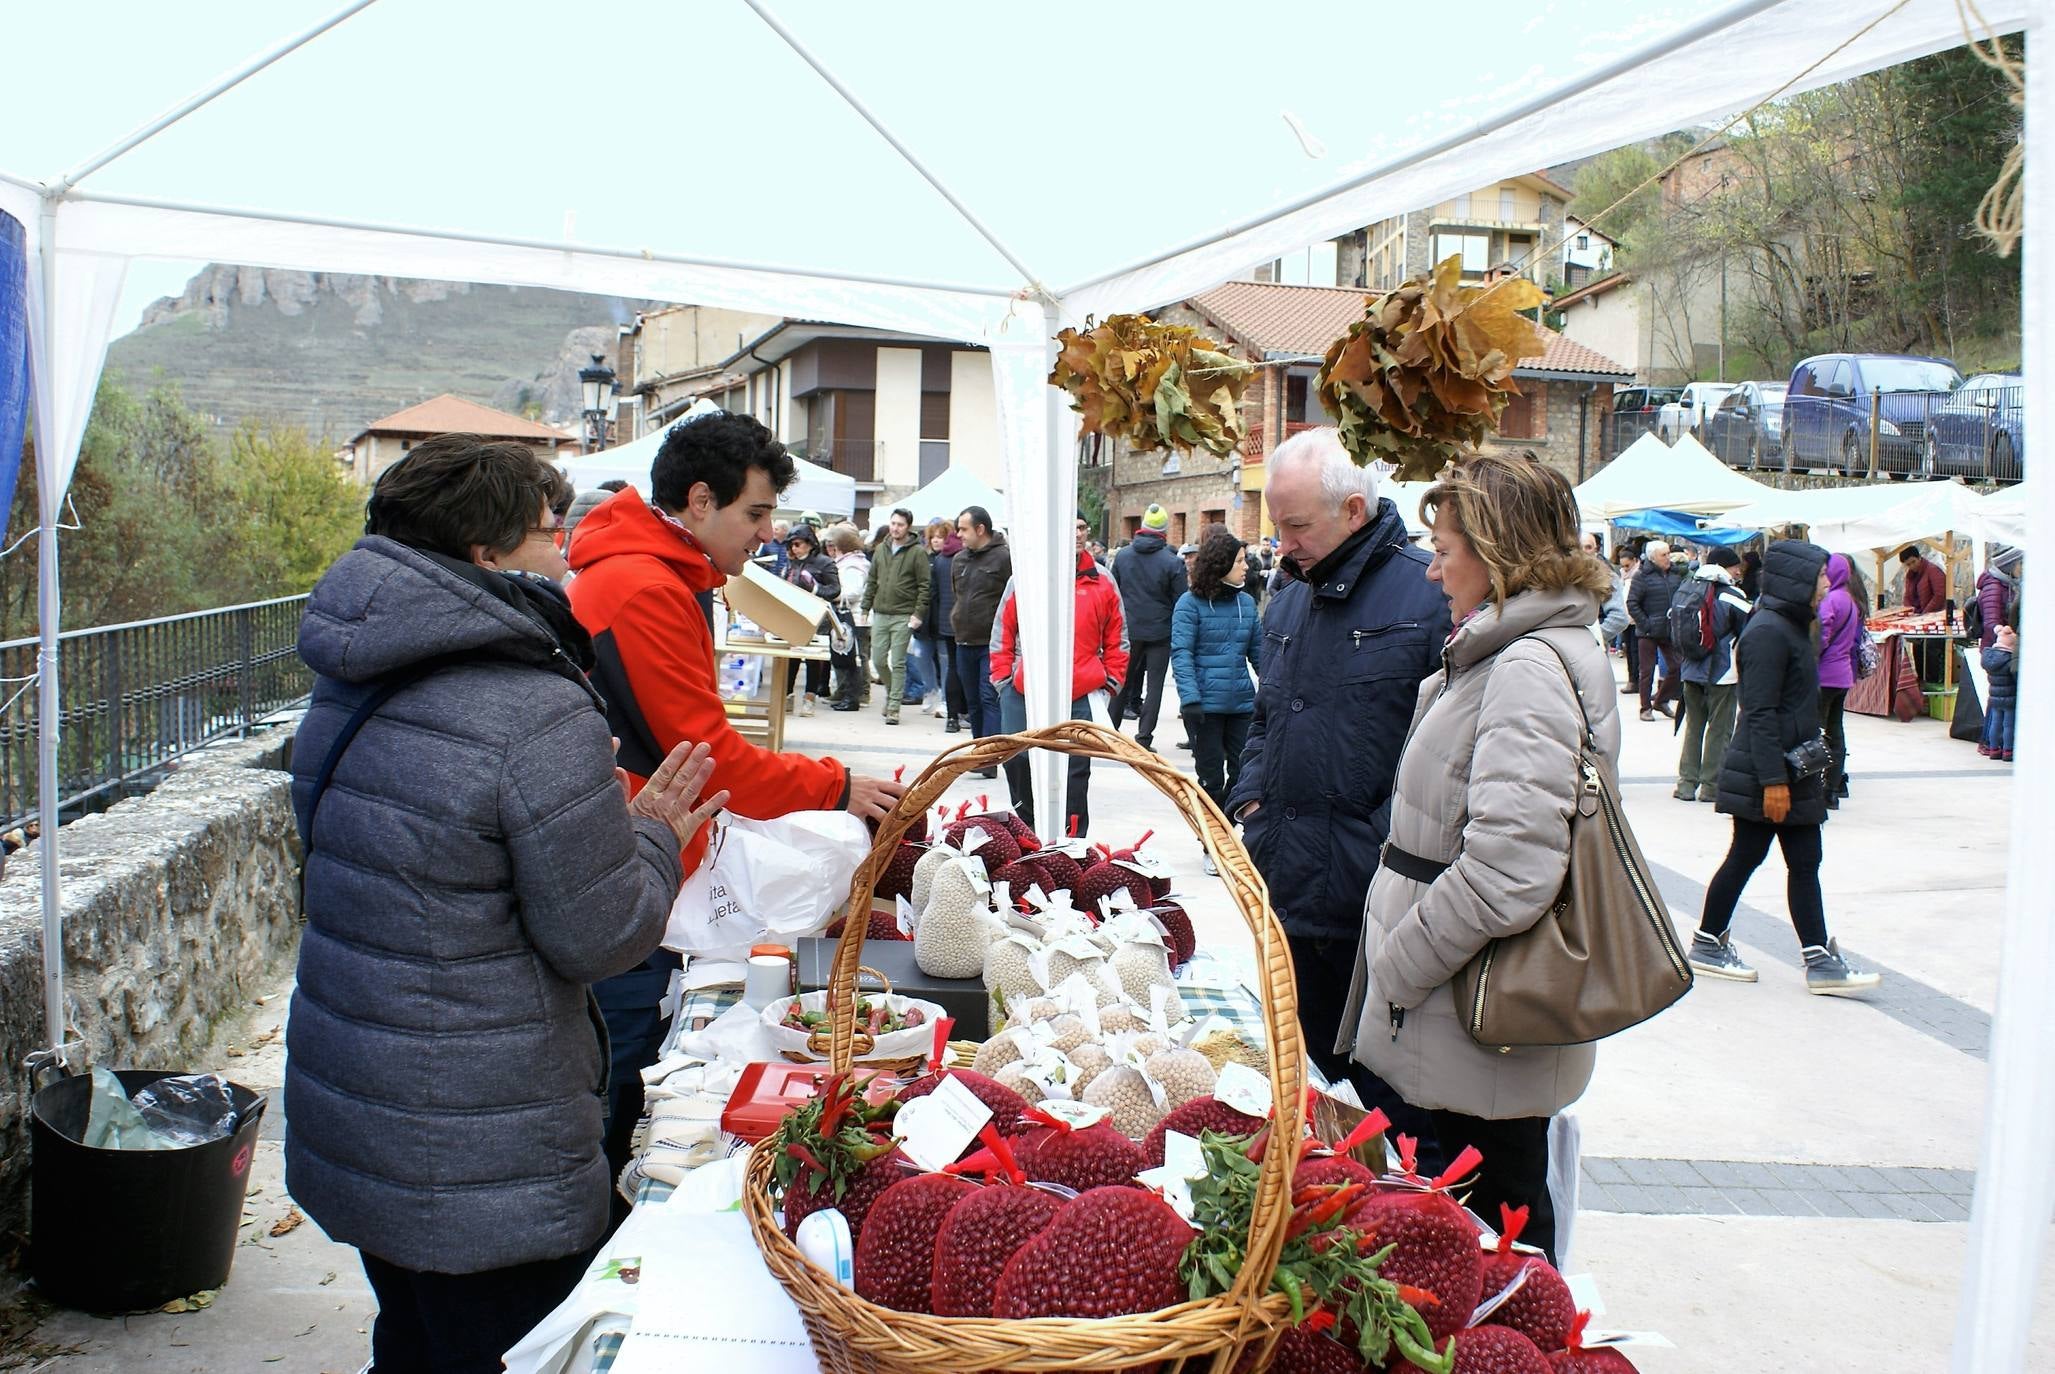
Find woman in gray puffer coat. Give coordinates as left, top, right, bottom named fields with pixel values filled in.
left=1343, top=451, right=1617, bottom=1263
left=289, top=435, right=725, bottom=1373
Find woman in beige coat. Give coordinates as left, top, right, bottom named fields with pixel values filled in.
left=1343, top=450, right=1618, bottom=1262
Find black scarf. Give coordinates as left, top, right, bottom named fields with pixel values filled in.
left=420, top=551, right=598, bottom=680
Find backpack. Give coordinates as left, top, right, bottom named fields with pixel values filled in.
left=1855, top=624, right=1880, bottom=680
left=1666, top=579, right=1718, bottom=662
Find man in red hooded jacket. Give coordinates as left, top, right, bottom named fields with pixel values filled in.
left=989, top=516, right=1128, bottom=834
left=567, top=410, right=904, bottom=1203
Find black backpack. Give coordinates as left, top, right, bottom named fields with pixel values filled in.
left=1665, top=578, right=1718, bottom=662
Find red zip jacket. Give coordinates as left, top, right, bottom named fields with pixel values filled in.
left=990, top=546, right=1129, bottom=699
left=567, top=488, right=849, bottom=876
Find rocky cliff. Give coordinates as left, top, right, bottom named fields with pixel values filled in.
left=108, top=265, right=651, bottom=441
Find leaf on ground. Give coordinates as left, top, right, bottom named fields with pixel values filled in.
left=269, top=1206, right=304, bottom=1237
left=160, top=1289, right=216, bottom=1314
left=318, top=1271, right=337, bottom=1286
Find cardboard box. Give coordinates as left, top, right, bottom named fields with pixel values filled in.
left=796, top=937, right=991, bottom=1041
left=722, top=561, right=829, bottom=647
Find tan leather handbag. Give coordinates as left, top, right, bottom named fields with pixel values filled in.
left=1448, top=634, right=1694, bottom=1048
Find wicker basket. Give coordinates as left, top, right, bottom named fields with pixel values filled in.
left=742, top=721, right=1308, bottom=1374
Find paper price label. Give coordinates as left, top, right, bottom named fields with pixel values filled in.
left=893, top=1074, right=992, bottom=1171
left=1036, top=1099, right=1109, bottom=1130
left=895, top=895, right=917, bottom=937
left=1214, top=1062, right=1273, bottom=1119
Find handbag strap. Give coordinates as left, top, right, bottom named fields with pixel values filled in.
left=302, top=664, right=437, bottom=844
left=1512, top=630, right=1599, bottom=754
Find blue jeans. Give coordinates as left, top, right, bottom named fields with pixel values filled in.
left=954, top=643, right=994, bottom=736
left=1984, top=704, right=2015, bottom=754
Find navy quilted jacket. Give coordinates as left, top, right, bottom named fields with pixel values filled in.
left=1170, top=588, right=1262, bottom=716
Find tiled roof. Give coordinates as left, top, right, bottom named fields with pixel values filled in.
left=354, top=394, right=571, bottom=444
left=1185, top=280, right=1630, bottom=377
left=1186, top=281, right=1373, bottom=359
left=1552, top=271, right=1633, bottom=310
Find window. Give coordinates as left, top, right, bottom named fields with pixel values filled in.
left=1498, top=382, right=1548, bottom=440
left=1575, top=234, right=1590, bottom=251
left=1429, top=231, right=1491, bottom=274
left=1499, top=188, right=1516, bottom=221
left=1272, top=239, right=1342, bottom=286
left=1201, top=508, right=1227, bottom=535
left=1285, top=373, right=1313, bottom=424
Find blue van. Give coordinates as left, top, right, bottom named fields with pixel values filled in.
left=1781, top=353, right=1962, bottom=476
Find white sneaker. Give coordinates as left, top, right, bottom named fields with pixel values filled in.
left=801, top=695, right=817, bottom=716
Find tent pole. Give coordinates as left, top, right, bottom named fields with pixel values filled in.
left=1952, top=16, right=2053, bottom=1369
left=32, top=196, right=65, bottom=1073
left=51, top=0, right=379, bottom=194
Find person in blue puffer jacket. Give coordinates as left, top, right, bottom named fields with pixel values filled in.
left=1172, top=524, right=1264, bottom=830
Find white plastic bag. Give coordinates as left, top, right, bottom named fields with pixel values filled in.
left=663, top=810, right=871, bottom=959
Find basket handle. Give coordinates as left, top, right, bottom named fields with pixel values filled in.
left=823, top=719, right=1307, bottom=1312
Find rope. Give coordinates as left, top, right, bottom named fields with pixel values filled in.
left=1956, top=0, right=2024, bottom=257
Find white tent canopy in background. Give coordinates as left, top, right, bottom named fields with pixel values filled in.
left=1803, top=480, right=2018, bottom=558
left=1715, top=479, right=1933, bottom=530
left=558, top=431, right=858, bottom=520
left=1573, top=432, right=1778, bottom=519
left=893, top=465, right=1007, bottom=531
left=4, top=1, right=2048, bottom=1366
left=1980, top=481, right=2035, bottom=548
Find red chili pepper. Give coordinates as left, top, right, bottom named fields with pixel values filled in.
left=1307, top=1182, right=1364, bottom=1226
left=1303, top=1308, right=1336, bottom=1335
left=1397, top=1284, right=1441, bottom=1310
left=785, top=1143, right=828, bottom=1178
left=1246, top=1123, right=1274, bottom=1163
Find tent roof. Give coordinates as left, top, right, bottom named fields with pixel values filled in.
left=350, top=393, right=572, bottom=446
left=1803, top=480, right=2014, bottom=557
left=1573, top=432, right=1776, bottom=518
left=896, top=465, right=1006, bottom=529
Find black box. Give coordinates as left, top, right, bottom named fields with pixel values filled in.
left=796, top=937, right=991, bottom=1040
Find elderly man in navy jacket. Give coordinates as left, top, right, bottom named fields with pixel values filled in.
left=1228, top=428, right=1448, bottom=1083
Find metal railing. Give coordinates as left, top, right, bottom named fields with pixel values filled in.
left=0, top=596, right=310, bottom=833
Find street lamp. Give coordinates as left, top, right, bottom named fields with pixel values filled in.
left=579, top=353, right=616, bottom=452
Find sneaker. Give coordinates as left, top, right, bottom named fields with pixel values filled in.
left=1689, top=931, right=1758, bottom=982
left=1638, top=709, right=1659, bottom=722
left=832, top=701, right=860, bottom=712
left=1803, top=939, right=1881, bottom=996
left=1697, top=786, right=1717, bottom=803
left=1618, top=683, right=1638, bottom=695
left=883, top=712, right=900, bottom=726
left=801, top=695, right=817, bottom=717
left=1672, top=784, right=1696, bottom=801
left=1202, top=852, right=1219, bottom=877
left=945, top=715, right=961, bottom=733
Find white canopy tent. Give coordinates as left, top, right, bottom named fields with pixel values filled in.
left=893, top=465, right=1007, bottom=531
left=1715, top=479, right=1936, bottom=531
left=1978, top=481, right=2035, bottom=549
left=4, top=2, right=2049, bottom=1364
left=558, top=431, right=858, bottom=520
left=1804, top=480, right=2008, bottom=558
left=1572, top=432, right=1779, bottom=519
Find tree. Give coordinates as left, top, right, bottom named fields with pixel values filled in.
left=221, top=419, right=364, bottom=597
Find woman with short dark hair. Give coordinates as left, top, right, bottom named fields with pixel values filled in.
left=1171, top=524, right=1262, bottom=836
left=290, top=432, right=725, bottom=1373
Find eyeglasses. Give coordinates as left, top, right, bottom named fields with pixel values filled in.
left=526, top=524, right=564, bottom=544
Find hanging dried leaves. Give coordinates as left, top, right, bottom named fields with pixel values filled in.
left=1049, top=314, right=1255, bottom=455
left=1315, top=256, right=1547, bottom=479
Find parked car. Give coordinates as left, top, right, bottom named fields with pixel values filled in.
left=1922, top=372, right=2023, bottom=481
left=1781, top=353, right=1963, bottom=476
left=1656, top=381, right=1738, bottom=443
left=1704, top=381, right=1789, bottom=469
left=1613, top=385, right=1684, bottom=415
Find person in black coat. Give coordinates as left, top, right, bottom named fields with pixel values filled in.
left=1228, top=431, right=1450, bottom=1082
left=1687, top=539, right=1881, bottom=996
left=782, top=527, right=839, bottom=712
left=1108, top=506, right=1188, bottom=749
left=1625, top=539, right=1686, bottom=720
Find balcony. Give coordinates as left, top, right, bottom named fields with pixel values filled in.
left=800, top=438, right=877, bottom=483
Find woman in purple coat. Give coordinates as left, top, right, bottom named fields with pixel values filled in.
left=1816, top=554, right=1862, bottom=808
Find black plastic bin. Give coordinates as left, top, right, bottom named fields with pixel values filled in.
left=29, top=1069, right=269, bottom=1312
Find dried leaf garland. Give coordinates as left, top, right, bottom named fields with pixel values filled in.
left=1315, top=256, right=1547, bottom=479
left=1050, top=314, right=1255, bottom=455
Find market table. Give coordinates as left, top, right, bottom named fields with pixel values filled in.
left=506, top=955, right=1283, bottom=1374
left=718, top=635, right=830, bottom=752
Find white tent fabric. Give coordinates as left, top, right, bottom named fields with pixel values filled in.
left=558, top=435, right=858, bottom=520
left=1715, top=479, right=1934, bottom=530
left=4, top=2, right=2051, bottom=1363
left=1976, top=482, right=2033, bottom=548
left=1572, top=432, right=1778, bottom=519
left=892, top=465, right=1006, bottom=530
left=1799, top=481, right=2007, bottom=556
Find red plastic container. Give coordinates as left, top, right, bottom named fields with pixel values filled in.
left=721, top=1062, right=900, bottom=1142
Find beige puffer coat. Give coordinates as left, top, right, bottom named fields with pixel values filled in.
left=1342, top=586, right=1620, bottom=1120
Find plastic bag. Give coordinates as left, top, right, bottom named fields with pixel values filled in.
left=663, top=810, right=872, bottom=960
left=131, top=1072, right=241, bottom=1147
left=82, top=1066, right=173, bottom=1150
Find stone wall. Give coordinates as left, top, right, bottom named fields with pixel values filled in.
left=0, top=725, right=302, bottom=1235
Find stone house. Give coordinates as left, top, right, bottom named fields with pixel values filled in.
left=343, top=394, right=576, bottom=484
left=1105, top=281, right=1632, bottom=541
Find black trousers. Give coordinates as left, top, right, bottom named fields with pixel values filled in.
left=934, top=634, right=965, bottom=718
left=1819, top=686, right=1849, bottom=795
left=954, top=643, right=993, bottom=736
left=1699, top=817, right=1828, bottom=949
left=1286, top=933, right=1362, bottom=1086
left=1189, top=711, right=1252, bottom=812
left=1112, top=640, right=1172, bottom=745
left=1003, top=691, right=1093, bottom=833
left=360, top=1247, right=594, bottom=1374
left=1636, top=637, right=1680, bottom=712
left=1423, top=1110, right=1558, bottom=1265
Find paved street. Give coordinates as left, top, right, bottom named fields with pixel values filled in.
left=13, top=652, right=2055, bottom=1372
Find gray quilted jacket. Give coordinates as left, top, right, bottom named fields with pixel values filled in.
left=286, top=537, right=683, bottom=1273
left=1342, top=587, right=1619, bottom=1120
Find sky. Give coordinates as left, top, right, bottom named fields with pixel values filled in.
left=1, top=0, right=1708, bottom=332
